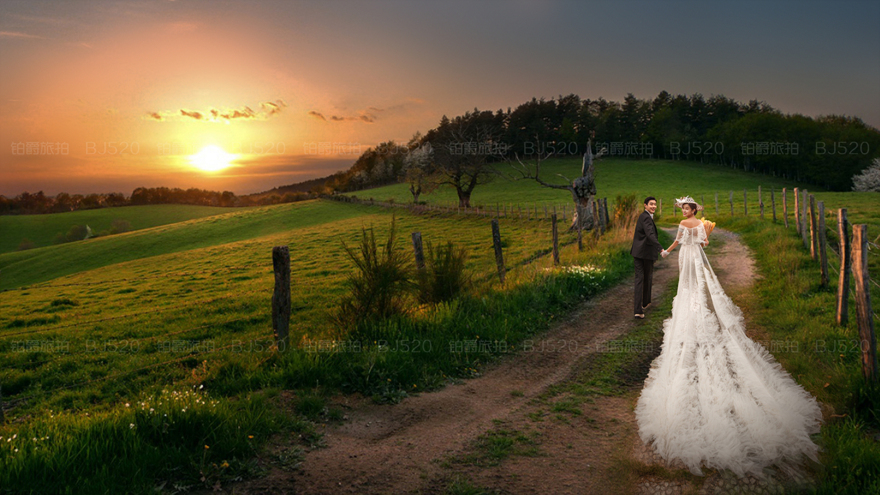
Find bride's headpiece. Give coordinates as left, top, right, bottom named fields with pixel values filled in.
left=674, top=195, right=703, bottom=211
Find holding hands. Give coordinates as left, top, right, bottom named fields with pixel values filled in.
left=661, top=249, right=669, bottom=258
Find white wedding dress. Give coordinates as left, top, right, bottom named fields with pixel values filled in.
left=634, top=222, right=823, bottom=479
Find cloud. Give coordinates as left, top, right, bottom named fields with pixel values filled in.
left=180, top=109, right=204, bottom=120
left=308, top=99, right=426, bottom=124
left=0, top=31, right=44, bottom=39
left=261, top=99, right=287, bottom=115
left=147, top=99, right=287, bottom=123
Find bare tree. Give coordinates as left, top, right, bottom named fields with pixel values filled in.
left=510, top=138, right=606, bottom=231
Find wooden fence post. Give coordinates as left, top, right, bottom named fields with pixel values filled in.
left=592, top=200, right=601, bottom=239
left=658, top=198, right=662, bottom=218
left=744, top=189, right=748, bottom=216
left=837, top=209, right=850, bottom=326
left=714, top=192, right=718, bottom=216
left=758, top=186, right=764, bottom=219
left=552, top=213, right=560, bottom=265
left=491, top=219, right=506, bottom=284
left=700, top=194, right=705, bottom=218
left=782, top=188, right=789, bottom=228
left=794, top=187, right=801, bottom=234
left=577, top=205, right=584, bottom=251
left=809, top=194, right=818, bottom=260
left=729, top=191, right=734, bottom=216
left=597, top=200, right=606, bottom=234
left=818, top=201, right=829, bottom=286
left=272, top=245, right=291, bottom=352
left=771, top=188, right=777, bottom=222
left=852, top=224, right=877, bottom=383
left=0, top=385, right=4, bottom=424
left=411, top=232, right=425, bottom=270
left=603, top=198, right=610, bottom=229
left=801, top=190, right=810, bottom=250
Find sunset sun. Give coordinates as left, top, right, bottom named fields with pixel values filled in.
left=189, top=145, right=237, bottom=172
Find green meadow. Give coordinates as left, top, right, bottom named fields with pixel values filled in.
left=0, top=157, right=877, bottom=493
left=0, top=204, right=239, bottom=255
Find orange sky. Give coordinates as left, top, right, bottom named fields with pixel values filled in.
left=2, top=0, right=878, bottom=196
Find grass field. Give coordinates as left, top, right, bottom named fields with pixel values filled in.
left=1, top=157, right=877, bottom=493
left=0, top=204, right=241, bottom=255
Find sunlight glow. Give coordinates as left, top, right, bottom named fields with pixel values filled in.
left=189, top=145, right=237, bottom=172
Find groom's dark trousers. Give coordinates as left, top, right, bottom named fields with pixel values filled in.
left=630, top=210, right=662, bottom=314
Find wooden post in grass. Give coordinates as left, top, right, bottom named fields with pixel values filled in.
left=758, top=186, right=764, bottom=219
left=852, top=224, right=877, bottom=383
left=0, top=385, right=5, bottom=424
left=771, top=188, right=777, bottom=222
left=491, top=219, right=506, bottom=284
left=658, top=198, right=662, bottom=217
left=543, top=204, right=548, bottom=220
left=700, top=194, right=705, bottom=218
left=809, top=195, right=818, bottom=260
left=552, top=213, right=560, bottom=265
left=411, top=232, right=425, bottom=270
left=603, top=198, right=610, bottom=230
left=782, top=188, right=789, bottom=228
left=837, top=209, right=851, bottom=326
left=744, top=189, right=748, bottom=216
left=577, top=205, right=584, bottom=251
left=597, top=201, right=606, bottom=235
left=802, top=190, right=810, bottom=250
left=553, top=205, right=557, bottom=224
left=794, top=187, right=801, bottom=234
left=729, top=191, right=734, bottom=216
left=714, top=192, right=718, bottom=216
left=592, top=201, right=601, bottom=240
left=272, top=245, right=291, bottom=352
left=818, top=201, right=829, bottom=286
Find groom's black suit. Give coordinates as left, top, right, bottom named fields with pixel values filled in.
left=630, top=210, right=663, bottom=314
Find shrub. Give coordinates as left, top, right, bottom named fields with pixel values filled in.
left=333, top=216, right=414, bottom=331
left=65, top=224, right=88, bottom=242
left=612, top=193, right=640, bottom=229
left=110, top=219, right=131, bottom=234
left=416, top=240, right=472, bottom=304
left=16, top=238, right=35, bottom=251
left=53, top=232, right=67, bottom=245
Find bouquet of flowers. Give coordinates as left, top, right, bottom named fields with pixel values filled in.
left=701, top=218, right=716, bottom=236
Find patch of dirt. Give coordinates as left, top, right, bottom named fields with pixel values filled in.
left=213, top=227, right=783, bottom=495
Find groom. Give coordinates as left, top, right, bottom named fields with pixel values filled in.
left=630, top=197, right=664, bottom=318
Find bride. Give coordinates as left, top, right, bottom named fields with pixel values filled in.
left=634, top=196, right=824, bottom=479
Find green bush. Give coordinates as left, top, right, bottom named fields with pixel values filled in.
left=110, top=219, right=131, bottom=234
left=65, top=224, right=88, bottom=242
left=16, top=238, right=35, bottom=251
left=333, top=216, right=414, bottom=331
left=416, top=240, right=472, bottom=304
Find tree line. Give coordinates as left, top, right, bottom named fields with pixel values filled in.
left=0, top=187, right=316, bottom=215
left=320, top=91, right=880, bottom=202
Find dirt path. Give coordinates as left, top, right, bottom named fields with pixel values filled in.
left=220, top=227, right=769, bottom=494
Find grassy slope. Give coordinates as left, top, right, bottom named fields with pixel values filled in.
left=0, top=204, right=241, bottom=254
left=0, top=200, right=370, bottom=290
